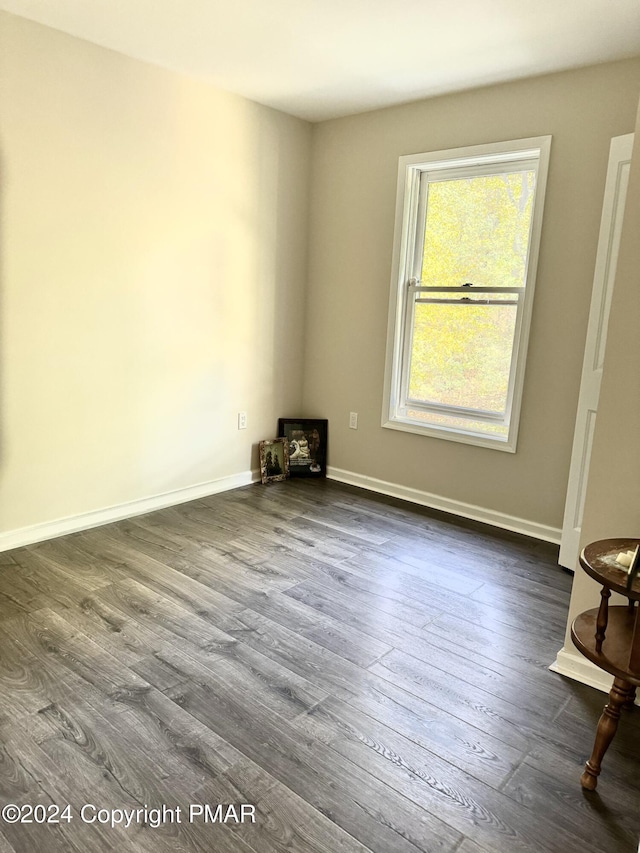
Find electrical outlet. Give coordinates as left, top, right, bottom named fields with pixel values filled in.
left=238, top=412, right=247, bottom=430
left=349, top=412, right=358, bottom=430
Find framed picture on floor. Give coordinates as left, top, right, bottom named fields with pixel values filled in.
left=259, top=438, right=290, bottom=484
left=277, top=418, right=328, bottom=478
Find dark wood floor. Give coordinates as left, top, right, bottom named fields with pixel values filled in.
left=0, top=479, right=638, bottom=852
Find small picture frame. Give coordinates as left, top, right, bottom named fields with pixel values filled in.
left=277, top=418, right=328, bottom=478
left=259, top=438, right=289, bottom=484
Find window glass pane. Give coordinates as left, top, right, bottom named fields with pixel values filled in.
left=421, top=171, right=536, bottom=289
left=408, top=302, right=517, bottom=413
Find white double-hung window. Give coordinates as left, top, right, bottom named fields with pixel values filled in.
left=382, top=137, right=551, bottom=451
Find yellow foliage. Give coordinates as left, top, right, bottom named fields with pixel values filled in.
left=410, top=171, right=535, bottom=416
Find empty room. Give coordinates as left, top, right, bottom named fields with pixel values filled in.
left=1, top=2, right=640, bottom=851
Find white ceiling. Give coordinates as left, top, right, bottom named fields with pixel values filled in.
left=2, top=0, right=639, bottom=121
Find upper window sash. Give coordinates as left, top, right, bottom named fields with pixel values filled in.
left=410, top=162, right=539, bottom=285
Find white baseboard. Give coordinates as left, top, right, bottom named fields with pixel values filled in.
left=549, top=647, right=614, bottom=695
left=550, top=646, right=639, bottom=705
left=326, top=466, right=561, bottom=544
left=0, top=469, right=260, bottom=552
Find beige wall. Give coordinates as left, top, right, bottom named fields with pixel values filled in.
left=0, top=13, right=311, bottom=533
left=561, top=98, right=640, bottom=654
left=304, top=60, right=640, bottom=530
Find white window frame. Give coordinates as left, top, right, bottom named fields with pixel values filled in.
left=382, top=136, right=551, bottom=452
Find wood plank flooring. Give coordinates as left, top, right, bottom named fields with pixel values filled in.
left=0, top=479, right=638, bottom=852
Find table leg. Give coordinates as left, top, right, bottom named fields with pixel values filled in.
left=581, top=677, right=635, bottom=790
left=595, top=586, right=611, bottom=653
left=624, top=686, right=637, bottom=709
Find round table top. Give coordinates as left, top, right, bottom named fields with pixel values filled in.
left=579, top=538, right=640, bottom=600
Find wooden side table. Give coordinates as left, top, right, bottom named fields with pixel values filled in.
left=571, top=538, right=640, bottom=790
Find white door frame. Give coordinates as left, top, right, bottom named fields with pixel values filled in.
left=559, top=134, right=634, bottom=569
